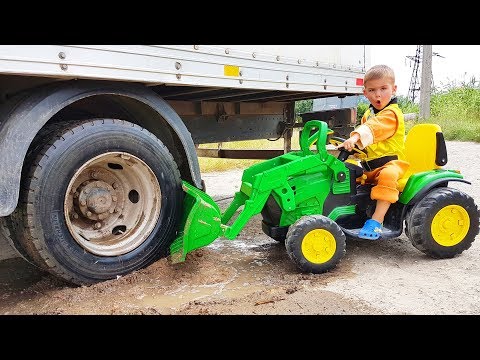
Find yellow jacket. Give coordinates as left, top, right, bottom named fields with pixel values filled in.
left=353, top=102, right=406, bottom=162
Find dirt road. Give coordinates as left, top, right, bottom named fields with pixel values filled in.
left=1, top=140, right=480, bottom=315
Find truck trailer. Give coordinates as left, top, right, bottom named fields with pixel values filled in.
left=0, top=45, right=369, bottom=284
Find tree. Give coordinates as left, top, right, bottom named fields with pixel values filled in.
left=295, top=99, right=313, bottom=120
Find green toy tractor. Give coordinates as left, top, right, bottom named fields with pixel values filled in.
left=170, top=120, right=479, bottom=274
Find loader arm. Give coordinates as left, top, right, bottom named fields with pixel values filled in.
left=170, top=120, right=349, bottom=263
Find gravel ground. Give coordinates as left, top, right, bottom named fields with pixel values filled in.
left=0, top=140, right=479, bottom=315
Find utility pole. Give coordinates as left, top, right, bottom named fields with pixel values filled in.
left=419, top=45, right=432, bottom=119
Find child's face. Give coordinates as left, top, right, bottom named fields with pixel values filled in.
left=363, top=78, right=397, bottom=110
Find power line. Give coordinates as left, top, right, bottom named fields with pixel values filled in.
left=406, top=46, right=445, bottom=103
left=407, top=46, right=422, bottom=103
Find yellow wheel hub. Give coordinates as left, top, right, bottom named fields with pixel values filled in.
left=301, top=229, right=336, bottom=264
left=431, top=205, right=470, bottom=246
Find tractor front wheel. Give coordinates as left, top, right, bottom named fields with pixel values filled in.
left=285, top=215, right=346, bottom=273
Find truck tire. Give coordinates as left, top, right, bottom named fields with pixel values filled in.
left=407, top=187, right=479, bottom=258
left=6, top=122, right=66, bottom=267
left=285, top=215, right=346, bottom=274
left=9, top=119, right=183, bottom=285
left=0, top=218, right=24, bottom=261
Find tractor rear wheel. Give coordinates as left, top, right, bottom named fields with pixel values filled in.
left=407, top=187, right=479, bottom=258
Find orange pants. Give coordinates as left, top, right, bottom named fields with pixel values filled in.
left=361, top=160, right=410, bottom=203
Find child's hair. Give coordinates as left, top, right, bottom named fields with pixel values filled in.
left=364, top=64, right=395, bottom=85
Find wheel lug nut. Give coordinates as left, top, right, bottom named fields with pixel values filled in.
left=94, top=222, right=102, bottom=229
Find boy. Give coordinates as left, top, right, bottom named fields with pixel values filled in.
left=339, top=64, right=410, bottom=240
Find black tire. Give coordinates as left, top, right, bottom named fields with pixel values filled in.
left=5, top=121, right=67, bottom=267
left=0, top=217, right=23, bottom=259
left=407, top=187, right=479, bottom=258
left=404, top=201, right=420, bottom=239
left=10, top=119, right=183, bottom=285
left=285, top=215, right=346, bottom=273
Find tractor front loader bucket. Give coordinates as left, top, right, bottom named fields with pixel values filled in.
left=170, top=181, right=223, bottom=263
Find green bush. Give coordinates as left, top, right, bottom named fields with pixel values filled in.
left=425, top=77, right=480, bottom=141
left=397, top=96, right=419, bottom=114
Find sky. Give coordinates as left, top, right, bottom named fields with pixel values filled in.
left=370, top=45, right=480, bottom=97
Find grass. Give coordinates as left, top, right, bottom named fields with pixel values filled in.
left=199, top=80, right=480, bottom=173
left=428, top=84, right=480, bottom=142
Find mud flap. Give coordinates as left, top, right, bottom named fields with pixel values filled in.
left=170, top=181, right=223, bottom=263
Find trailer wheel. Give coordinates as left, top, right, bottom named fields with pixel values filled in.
left=407, top=187, right=479, bottom=258
left=4, top=121, right=72, bottom=268
left=285, top=215, right=346, bottom=273
left=11, top=119, right=183, bottom=285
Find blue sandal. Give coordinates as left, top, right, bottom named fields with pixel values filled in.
left=358, top=219, right=382, bottom=240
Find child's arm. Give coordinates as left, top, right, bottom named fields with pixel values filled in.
left=352, top=109, right=398, bottom=148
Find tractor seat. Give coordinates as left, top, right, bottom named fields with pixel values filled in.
left=397, top=123, right=448, bottom=192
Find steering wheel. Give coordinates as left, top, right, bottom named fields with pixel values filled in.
left=329, top=136, right=367, bottom=161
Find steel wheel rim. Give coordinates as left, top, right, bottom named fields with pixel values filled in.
left=64, top=151, right=161, bottom=256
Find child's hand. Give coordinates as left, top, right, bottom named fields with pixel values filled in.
left=339, top=134, right=360, bottom=151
